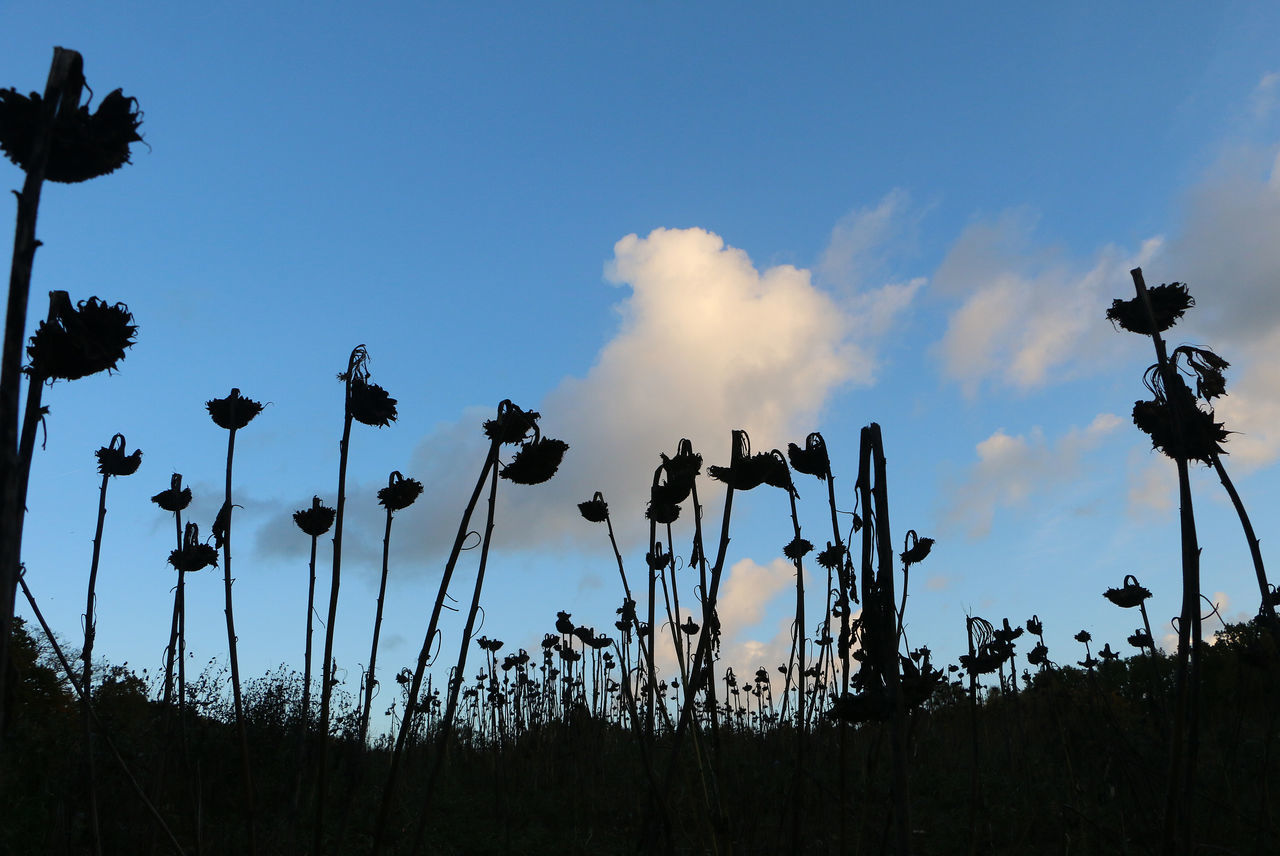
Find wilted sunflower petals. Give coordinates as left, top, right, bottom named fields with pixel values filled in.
left=500, top=437, right=568, bottom=485
left=378, top=472, right=424, bottom=512
left=26, top=293, right=136, bottom=381
left=1174, top=345, right=1230, bottom=401
left=1106, top=282, right=1194, bottom=334
left=577, top=492, right=609, bottom=523
left=207, top=388, right=264, bottom=431
left=95, top=434, right=141, bottom=477
left=294, top=496, right=336, bottom=536
left=0, top=87, right=144, bottom=183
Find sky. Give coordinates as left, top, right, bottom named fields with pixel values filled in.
left=5, top=2, right=1280, bottom=733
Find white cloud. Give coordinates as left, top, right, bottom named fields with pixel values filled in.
left=944, top=415, right=1122, bottom=537
left=257, top=225, right=918, bottom=571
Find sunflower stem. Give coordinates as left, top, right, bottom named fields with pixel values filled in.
left=80, top=467, right=110, bottom=856
left=371, top=438, right=499, bottom=856
left=219, top=425, right=257, bottom=856
left=0, top=48, right=84, bottom=744
left=410, top=453, right=501, bottom=855
left=1130, top=267, right=1202, bottom=856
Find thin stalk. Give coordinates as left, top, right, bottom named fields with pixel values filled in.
left=371, top=440, right=499, bottom=856
left=313, top=392, right=354, bottom=855
left=410, top=458, right=501, bottom=855
left=358, top=505, right=395, bottom=745
left=785, top=485, right=807, bottom=856
left=302, top=531, right=319, bottom=730
left=1206, top=449, right=1274, bottom=622
left=220, top=425, right=256, bottom=856
left=80, top=467, right=110, bottom=856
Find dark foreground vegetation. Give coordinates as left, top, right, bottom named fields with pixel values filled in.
left=5, top=615, right=1279, bottom=855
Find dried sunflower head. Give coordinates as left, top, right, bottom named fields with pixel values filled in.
left=483, top=399, right=540, bottom=445
left=658, top=439, right=702, bottom=503
left=95, top=433, right=141, bottom=477
left=168, top=522, right=218, bottom=573
left=339, top=345, right=397, bottom=427
left=1026, top=615, right=1043, bottom=636
left=377, top=470, right=423, bottom=512
left=783, top=536, right=813, bottom=561
left=1098, top=643, right=1120, bottom=661
left=1132, top=397, right=1228, bottom=463
left=816, top=542, right=845, bottom=571
left=151, top=473, right=192, bottom=512
left=900, top=531, right=935, bottom=567
left=1127, top=629, right=1153, bottom=649
left=293, top=496, right=336, bottom=537
left=578, top=492, right=609, bottom=523
left=207, top=388, right=264, bottom=431
left=645, top=481, right=681, bottom=524
left=500, top=435, right=568, bottom=485
left=1106, top=282, right=1194, bottom=334
left=787, top=432, right=831, bottom=480
left=1103, top=575, right=1152, bottom=609
left=26, top=292, right=136, bottom=381
left=0, top=86, right=144, bottom=183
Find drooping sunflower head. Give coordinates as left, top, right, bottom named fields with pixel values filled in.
left=151, top=473, right=192, bottom=512
left=787, top=432, right=831, bottom=481
left=578, top=491, right=609, bottom=523
left=378, top=470, right=424, bottom=512
left=0, top=86, right=144, bottom=183
left=95, top=433, right=141, bottom=477
left=26, top=292, right=136, bottom=381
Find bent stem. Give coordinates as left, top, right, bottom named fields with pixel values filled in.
left=371, top=439, right=499, bottom=855
left=410, top=456, right=501, bottom=855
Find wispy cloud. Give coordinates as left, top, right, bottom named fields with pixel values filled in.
left=932, top=210, right=1161, bottom=397
left=943, top=414, right=1122, bottom=538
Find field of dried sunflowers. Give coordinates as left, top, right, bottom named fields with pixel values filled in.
left=3, top=49, right=1279, bottom=856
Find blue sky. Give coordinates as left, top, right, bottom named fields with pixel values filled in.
left=6, top=3, right=1280, bottom=729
